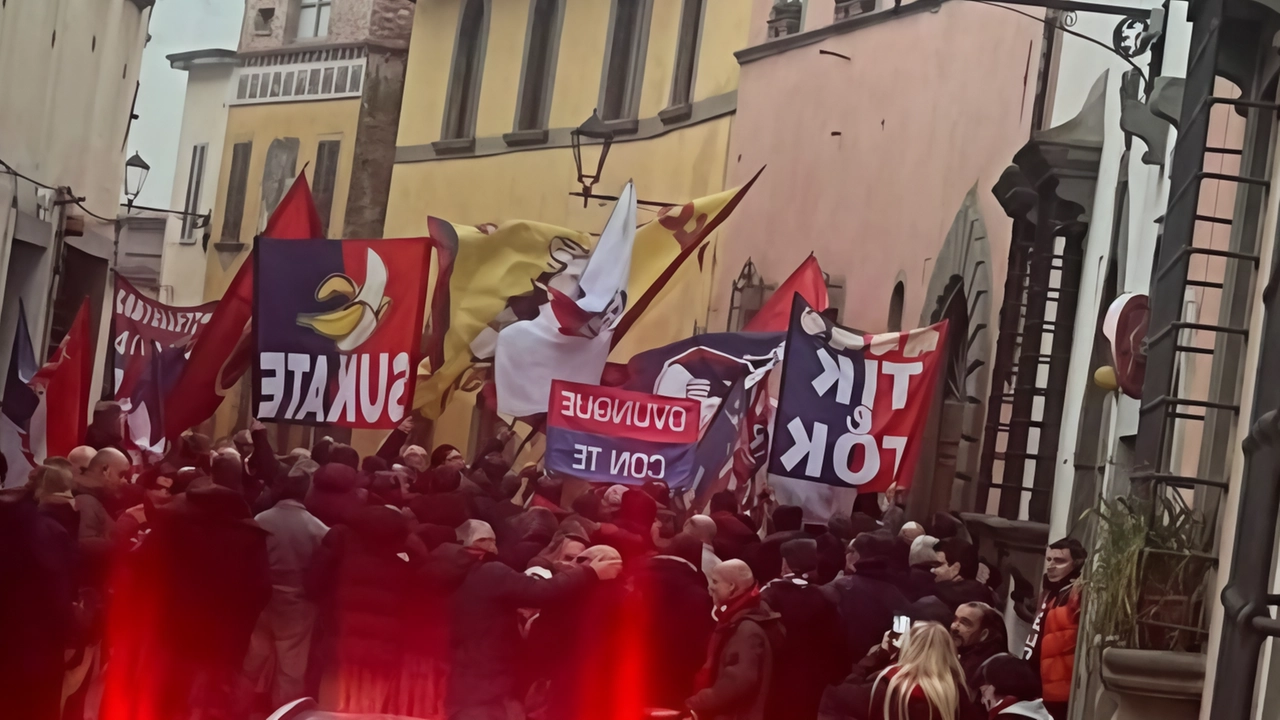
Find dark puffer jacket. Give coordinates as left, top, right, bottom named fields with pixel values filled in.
left=823, top=562, right=910, bottom=662
left=447, top=553, right=595, bottom=714
left=763, top=576, right=846, bottom=720
left=629, top=555, right=716, bottom=709
left=309, top=505, right=412, bottom=670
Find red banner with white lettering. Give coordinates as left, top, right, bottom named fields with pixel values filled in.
left=112, top=277, right=217, bottom=454
left=546, top=380, right=700, bottom=486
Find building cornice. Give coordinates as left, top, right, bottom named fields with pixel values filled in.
left=735, top=0, right=948, bottom=66
left=167, top=48, right=238, bottom=71
left=395, top=90, right=737, bottom=164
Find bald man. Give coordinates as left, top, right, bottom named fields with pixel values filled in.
left=683, top=514, right=721, bottom=579
left=687, top=560, right=783, bottom=720
left=74, top=448, right=132, bottom=545
left=899, top=521, right=925, bottom=543
left=68, top=445, right=95, bottom=477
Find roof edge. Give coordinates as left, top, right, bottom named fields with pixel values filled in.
left=167, top=48, right=238, bottom=71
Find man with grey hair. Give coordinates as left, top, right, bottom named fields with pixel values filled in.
left=243, top=461, right=329, bottom=707
left=686, top=560, right=783, bottom=720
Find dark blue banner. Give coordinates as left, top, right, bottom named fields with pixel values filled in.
left=546, top=426, right=697, bottom=486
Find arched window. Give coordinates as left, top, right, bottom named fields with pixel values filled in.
left=442, top=0, right=488, bottom=141
left=600, top=0, right=650, bottom=122
left=515, top=0, right=562, bottom=132
left=668, top=0, right=703, bottom=109
left=888, top=280, right=905, bottom=332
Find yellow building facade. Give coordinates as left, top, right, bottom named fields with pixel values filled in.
left=385, top=0, right=752, bottom=455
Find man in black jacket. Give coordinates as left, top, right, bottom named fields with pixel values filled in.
left=762, top=538, right=845, bottom=720
left=932, top=537, right=998, bottom=610
left=822, top=532, right=911, bottom=663
left=446, top=522, right=618, bottom=720
left=0, top=482, right=78, bottom=720
left=125, top=463, right=272, bottom=719
left=630, top=534, right=715, bottom=710
left=750, top=504, right=808, bottom=582
left=952, top=601, right=1010, bottom=700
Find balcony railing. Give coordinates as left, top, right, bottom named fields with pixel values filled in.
left=231, top=46, right=367, bottom=106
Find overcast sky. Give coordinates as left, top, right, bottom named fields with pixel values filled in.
left=126, top=0, right=242, bottom=209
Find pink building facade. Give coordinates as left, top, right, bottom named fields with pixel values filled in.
left=712, top=0, right=1046, bottom=337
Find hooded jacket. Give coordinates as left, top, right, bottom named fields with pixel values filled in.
left=686, top=597, right=784, bottom=720
left=308, top=505, right=413, bottom=668
left=763, top=575, right=846, bottom=720
left=823, top=560, right=910, bottom=663
left=304, top=463, right=368, bottom=527
left=628, top=554, right=716, bottom=709
left=146, top=484, right=271, bottom=668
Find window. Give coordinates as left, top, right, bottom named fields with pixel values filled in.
left=296, top=0, right=331, bottom=40
left=258, top=138, right=300, bottom=231
left=221, top=142, right=252, bottom=244
left=888, top=280, right=904, bottom=332
left=515, top=0, right=562, bottom=132
left=181, top=144, right=208, bottom=240
left=313, top=140, right=341, bottom=237
left=669, top=0, right=703, bottom=108
left=442, top=0, right=488, bottom=141
left=601, top=0, right=649, bottom=122
left=254, top=7, right=274, bottom=35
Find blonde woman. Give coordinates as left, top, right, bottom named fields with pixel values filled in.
left=869, top=621, right=972, bottom=720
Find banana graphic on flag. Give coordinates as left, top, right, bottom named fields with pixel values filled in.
left=297, top=248, right=391, bottom=352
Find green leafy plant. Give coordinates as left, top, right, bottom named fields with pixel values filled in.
left=1082, top=493, right=1215, bottom=652
left=1082, top=496, right=1147, bottom=649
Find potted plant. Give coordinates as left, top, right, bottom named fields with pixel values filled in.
left=1081, top=495, right=1214, bottom=720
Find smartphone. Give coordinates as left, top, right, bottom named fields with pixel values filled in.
left=890, top=615, right=911, bottom=647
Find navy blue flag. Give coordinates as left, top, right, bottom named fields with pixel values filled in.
left=1, top=302, right=38, bottom=484
left=767, top=297, right=948, bottom=493
left=3, top=300, right=38, bottom=428
left=684, top=377, right=749, bottom=498
left=612, top=331, right=783, bottom=399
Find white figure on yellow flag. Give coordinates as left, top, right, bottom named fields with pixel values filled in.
left=493, top=183, right=637, bottom=417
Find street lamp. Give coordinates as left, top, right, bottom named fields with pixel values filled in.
left=123, top=152, right=150, bottom=211
left=570, top=110, right=614, bottom=208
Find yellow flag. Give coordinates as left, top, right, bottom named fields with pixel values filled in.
left=414, top=221, right=594, bottom=418
left=414, top=171, right=760, bottom=419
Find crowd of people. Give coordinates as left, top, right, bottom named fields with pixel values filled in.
left=0, top=414, right=1086, bottom=720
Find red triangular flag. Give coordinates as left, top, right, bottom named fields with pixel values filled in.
left=744, top=254, right=829, bottom=332
left=29, top=299, right=92, bottom=460
left=163, top=174, right=323, bottom=440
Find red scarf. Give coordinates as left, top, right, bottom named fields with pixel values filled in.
left=693, top=586, right=761, bottom=691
